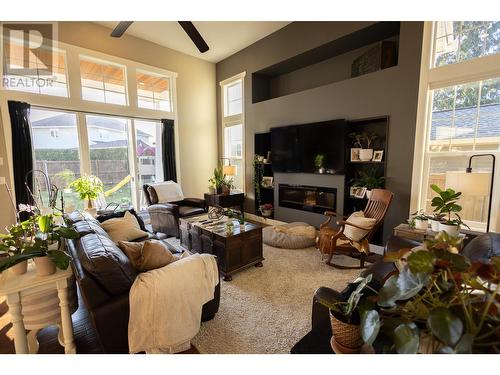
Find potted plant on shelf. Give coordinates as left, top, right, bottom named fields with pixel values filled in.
left=409, top=210, right=430, bottom=230
left=317, top=274, right=373, bottom=353
left=430, top=184, right=469, bottom=237
left=259, top=203, right=273, bottom=218
left=221, top=177, right=233, bottom=195
left=69, top=175, right=103, bottom=216
left=209, top=165, right=227, bottom=194
left=314, top=154, right=326, bottom=174
left=349, top=167, right=385, bottom=199
left=0, top=208, right=78, bottom=276
left=356, top=232, right=500, bottom=354
left=349, top=132, right=378, bottom=161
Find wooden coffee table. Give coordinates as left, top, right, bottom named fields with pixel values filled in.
left=179, top=214, right=264, bottom=281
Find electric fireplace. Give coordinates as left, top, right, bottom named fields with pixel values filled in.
left=278, top=184, right=336, bottom=214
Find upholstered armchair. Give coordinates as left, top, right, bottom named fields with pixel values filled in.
left=143, top=183, right=206, bottom=238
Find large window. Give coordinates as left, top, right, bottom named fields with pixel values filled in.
left=414, top=22, right=500, bottom=232
left=434, top=21, right=500, bottom=67
left=80, top=57, right=127, bottom=105
left=31, top=108, right=82, bottom=209
left=221, top=73, right=246, bottom=192
left=136, top=70, right=171, bottom=111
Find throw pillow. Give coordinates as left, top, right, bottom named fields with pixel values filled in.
left=147, top=185, right=159, bottom=204
left=101, top=211, right=149, bottom=243
left=96, top=209, right=147, bottom=231
left=152, top=181, right=184, bottom=203
left=343, top=211, right=377, bottom=242
left=118, top=240, right=176, bottom=272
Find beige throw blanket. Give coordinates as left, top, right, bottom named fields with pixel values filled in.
left=128, top=253, right=219, bottom=353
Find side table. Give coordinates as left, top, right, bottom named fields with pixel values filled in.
left=0, top=262, right=77, bottom=354
left=393, top=223, right=467, bottom=248
left=204, top=192, right=245, bottom=214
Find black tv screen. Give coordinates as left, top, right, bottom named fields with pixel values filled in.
left=271, top=119, right=346, bottom=174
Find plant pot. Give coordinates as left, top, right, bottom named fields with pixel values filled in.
left=365, top=189, right=372, bottom=199
left=439, top=223, right=460, bottom=237
left=329, top=312, right=363, bottom=353
left=359, top=149, right=374, bottom=161
left=414, top=219, right=429, bottom=230
left=222, top=186, right=231, bottom=195
left=260, top=209, right=273, bottom=218
left=10, top=260, right=28, bottom=275
left=317, top=167, right=325, bottom=174
left=429, top=219, right=441, bottom=232
left=208, top=186, right=216, bottom=195
left=216, top=186, right=223, bottom=194
left=34, top=256, right=57, bottom=276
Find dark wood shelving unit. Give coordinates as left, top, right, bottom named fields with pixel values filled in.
left=344, top=116, right=389, bottom=244
left=254, top=132, right=274, bottom=218
left=252, top=22, right=400, bottom=103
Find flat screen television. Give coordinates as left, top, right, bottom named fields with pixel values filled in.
left=270, top=119, right=346, bottom=174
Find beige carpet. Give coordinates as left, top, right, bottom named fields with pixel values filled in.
left=192, top=245, right=361, bottom=354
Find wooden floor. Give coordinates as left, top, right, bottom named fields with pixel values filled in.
left=0, top=289, right=198, bottom=354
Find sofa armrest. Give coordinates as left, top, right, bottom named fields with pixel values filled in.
left=311, top=286, right=344, bottom=332
left=181, top=198, right=206, bottom=210
left=148, top=203, right=179, bottom=216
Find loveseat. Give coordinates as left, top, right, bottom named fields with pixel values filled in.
left=65, top=211, right=220, bottom=353
left=291, top=233, right=500, bottom=354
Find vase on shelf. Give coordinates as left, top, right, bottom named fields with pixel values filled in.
left=10, top=260, right=28, bottom=275
left=359, top=149, right=374, bottom=161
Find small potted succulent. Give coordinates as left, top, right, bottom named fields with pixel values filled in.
left=69, top=175, right=104, bottom=215
left=349, top=132, right=378, bottom=161
left=429, top=212, right=445, bottom=232
left=259, top=203, right=273, bottom=218
left=430, top=184, right=469, bottom=237
left=318, top=274, right=373, bottom=353
left=410, top=210, right=430, bottom=230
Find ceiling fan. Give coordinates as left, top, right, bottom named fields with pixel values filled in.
left=110, top=21, right=209, bottom=53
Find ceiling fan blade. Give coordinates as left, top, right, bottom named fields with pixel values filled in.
left=111, top=21, right=133, bottom=38
left=178, top=21, right=209, bottom=53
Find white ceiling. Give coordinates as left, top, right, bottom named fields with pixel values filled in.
left=95, top=21, right=290, bottom=63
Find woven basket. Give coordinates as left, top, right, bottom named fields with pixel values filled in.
left=330, top=312, right=363, bottom=350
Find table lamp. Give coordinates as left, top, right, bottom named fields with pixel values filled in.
left=220, top=158, right=237, bottom=176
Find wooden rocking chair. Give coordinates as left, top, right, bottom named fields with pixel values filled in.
left=316, top=189, right=394, bottom=269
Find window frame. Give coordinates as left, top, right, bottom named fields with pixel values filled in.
left=411, top=21, right=500, bottom=232
left=136, top=68, right=172, bottom=111
left=220, top=72, right=246, bottom=192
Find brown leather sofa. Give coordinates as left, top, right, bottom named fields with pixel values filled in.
left=291, top=233, right=500, bottom=354
left=65, top=211, right=220, bottom=354
left=143, top=184, right=206, bottom=238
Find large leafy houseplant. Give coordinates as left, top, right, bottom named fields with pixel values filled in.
left=0, top=209, right=78, bottom=273
left=357, top=232, right=500, bottom=353
left=69, top=175, right=103, bottom=209
left=350, top=167, right=385, bottom=192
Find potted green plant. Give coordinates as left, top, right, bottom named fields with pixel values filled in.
left=349, top=132, right=378, bottom=161
left=259, top=203, right=273, bottom=218
left=430, top=184, right=469, bottom=236
left=349, top=167, right=385, bottom=198
left=221, top=177, right=233, bottom=195
left=209, top=165, right=227, bottom=194
left=318, top=274, right=373, bottom=353
left=69, top=175, right=104, bottom=215
left=0, top=209, right=78, bottom=276
left=357, top=232, right=500, bottom=354
left=314, top=154, right=326, bottom=174
left=410, top=210, right=430, bottom=230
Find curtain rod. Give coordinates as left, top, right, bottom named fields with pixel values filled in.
left=31, top=104, right=170, bottom=122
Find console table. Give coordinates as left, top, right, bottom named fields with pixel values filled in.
left=204, top=192, right=245, bottom=214
left=0, top=263, right=77, bottom=354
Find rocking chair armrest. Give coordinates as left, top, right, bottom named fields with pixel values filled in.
left=323, top=211, right=337, bottom=217
left=336, top=220, right=372, bottom=232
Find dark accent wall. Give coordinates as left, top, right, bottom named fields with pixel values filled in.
left=216, top=21, right=424, bottom=242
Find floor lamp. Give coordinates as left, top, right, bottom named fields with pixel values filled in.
left=465, top=154, right=496, bottom=232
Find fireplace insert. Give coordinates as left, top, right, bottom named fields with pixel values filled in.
left=279, top=184, right=336, bottom=214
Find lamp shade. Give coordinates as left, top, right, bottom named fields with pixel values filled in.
left=223, top=165, right=236, bottom=176
left=445, top=171, right=491, bottom=196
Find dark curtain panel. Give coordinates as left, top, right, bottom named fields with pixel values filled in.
left=161, top=119, right=177, bottom=182
left=8, top=101, right=33, bottom=212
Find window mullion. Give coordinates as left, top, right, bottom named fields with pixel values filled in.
left=76, top=112, right=91, bottom=176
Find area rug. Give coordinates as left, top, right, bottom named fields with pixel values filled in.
left=191, top=244, right=361, bottom=354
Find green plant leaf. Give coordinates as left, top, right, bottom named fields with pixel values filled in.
left=378, top=274, right=400, bottom=307
left=361, top=310, right=380, bottom=345
left=0, top=250, right=45, bottom=272
left=427, top=307, right=463, bottom=346
left=433, top=249, right=471, bottom=272
left=378, top=269, right=428, bottom=307
left=47, top=250, right=71, bottom=270
left=38, top=215, right=52, bottom=233
left=54, top=226, right=79, bottom=239
left=394, top=323, right=420, bottom=354
left=407, top=250, right=435, bottom=274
